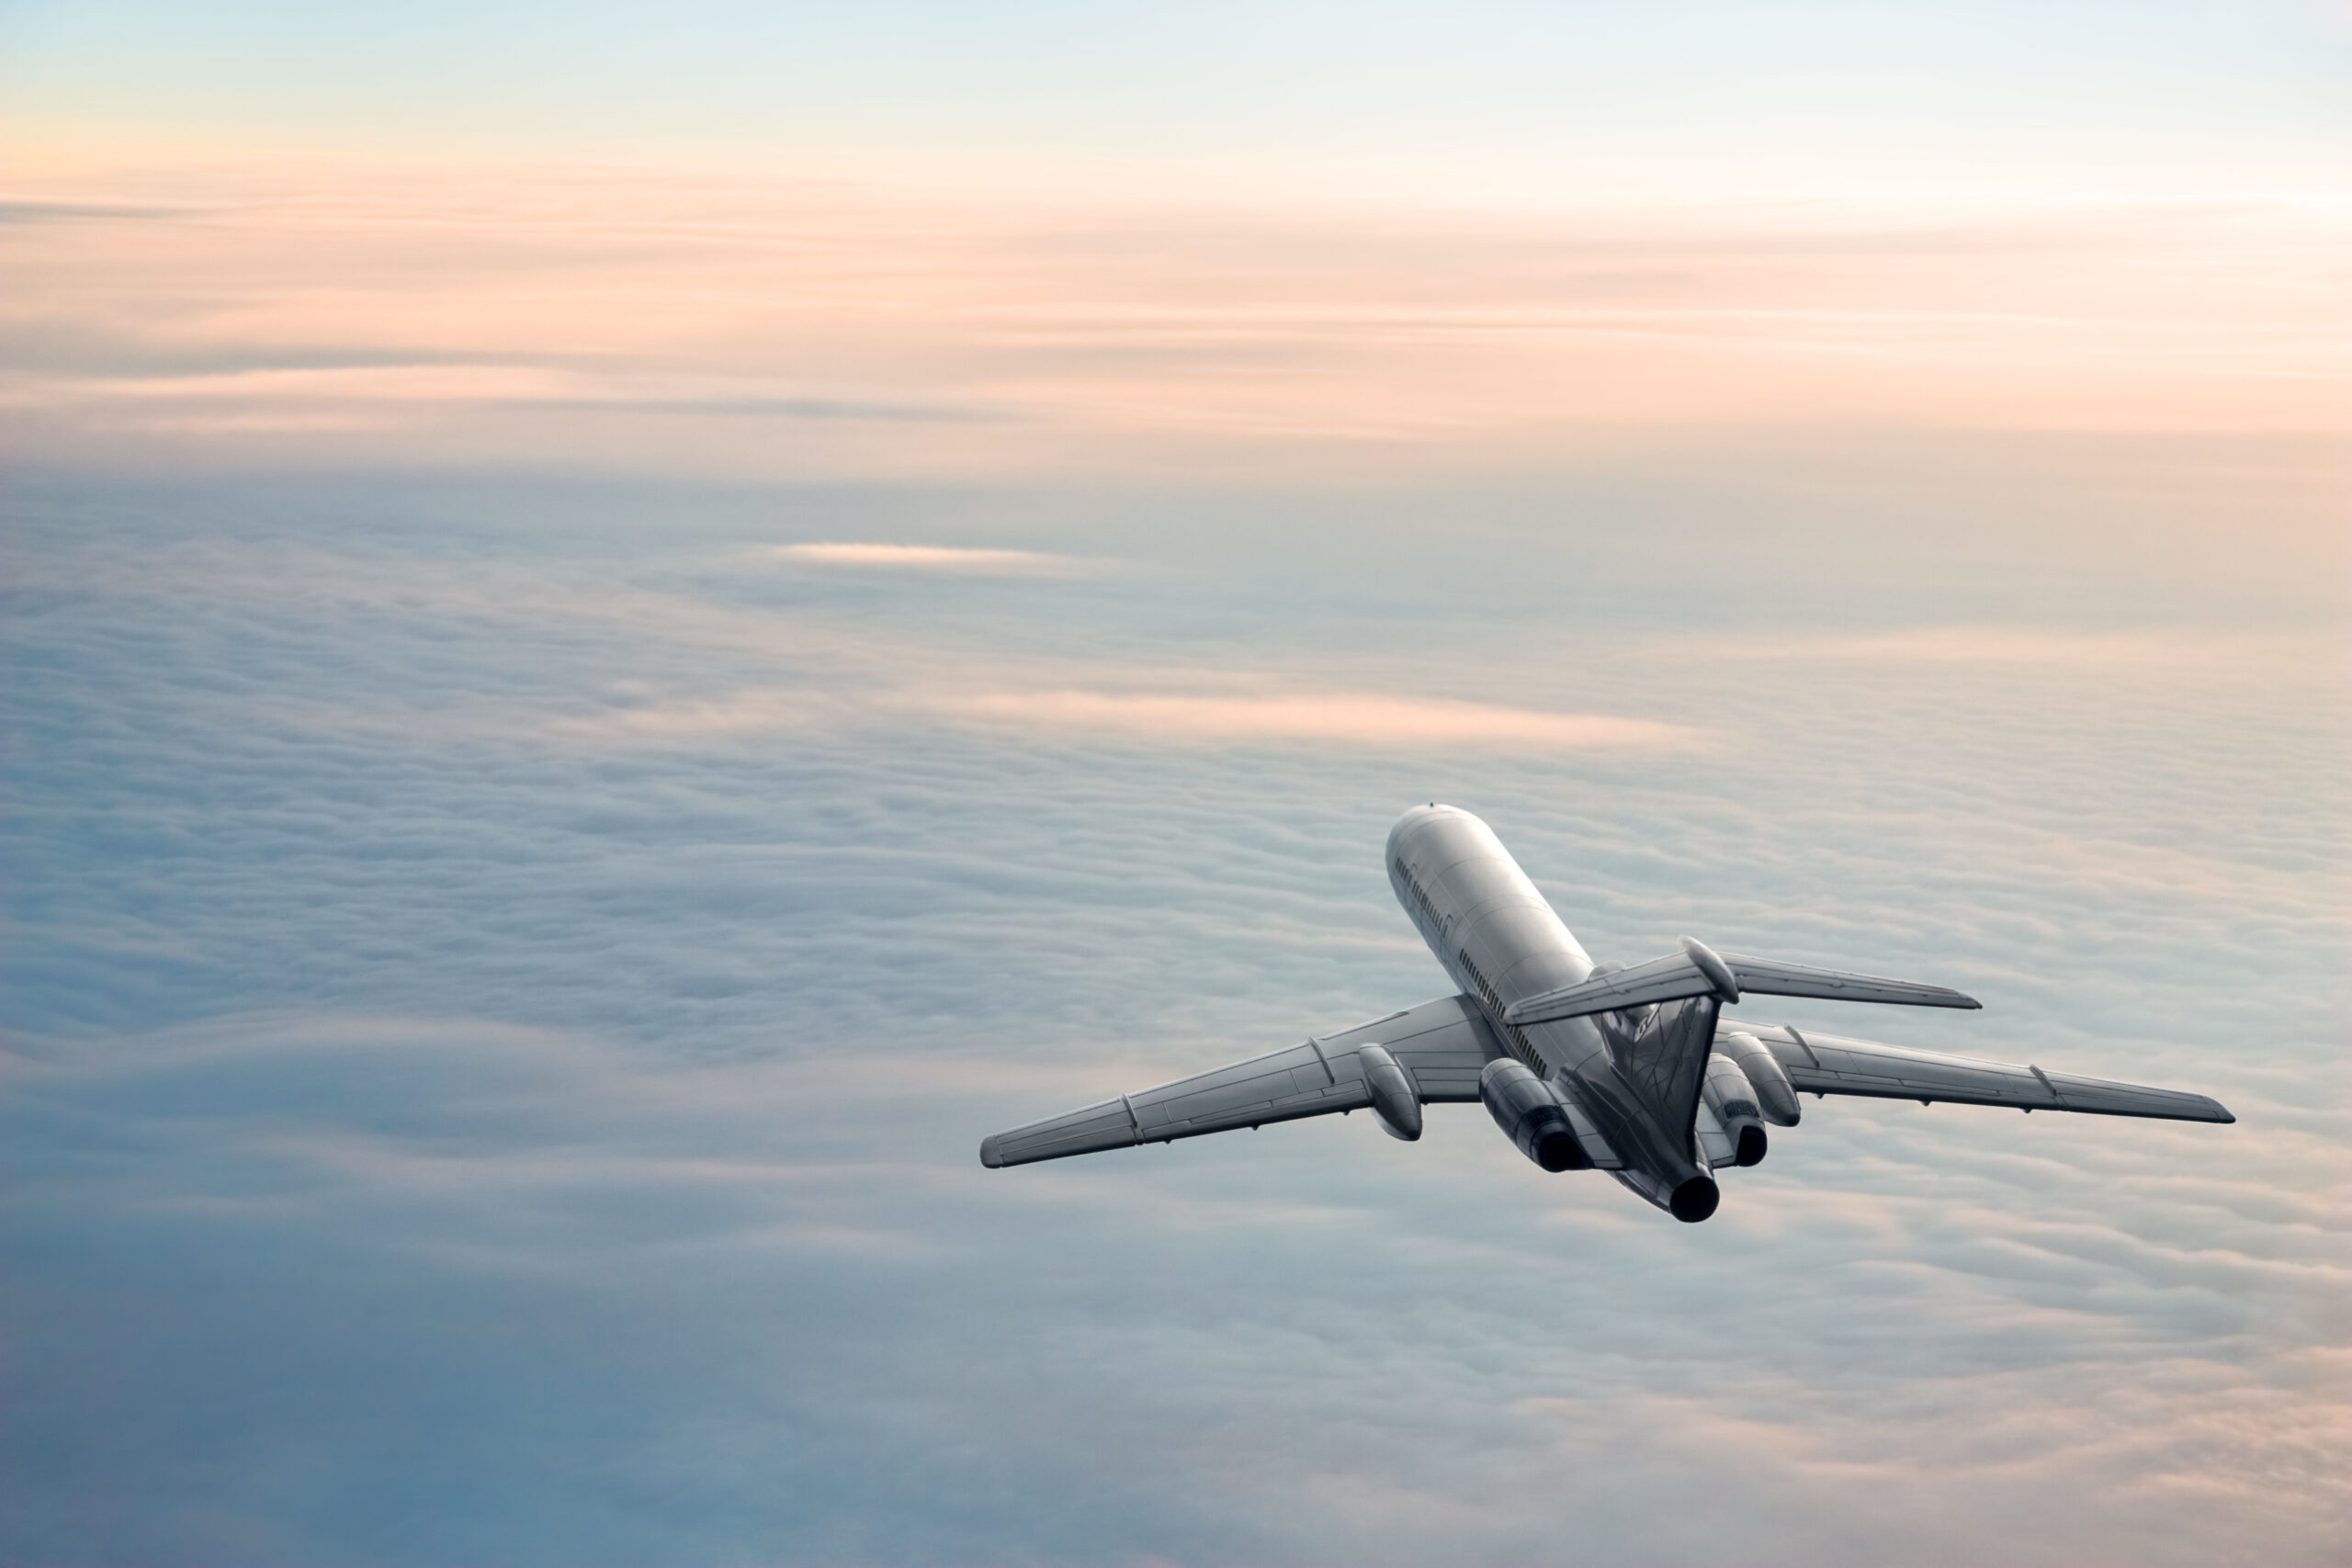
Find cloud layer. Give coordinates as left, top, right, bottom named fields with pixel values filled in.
left=3, top=464, right=2343, bottom=1566
left=4, top=160, right=2344, bottom=482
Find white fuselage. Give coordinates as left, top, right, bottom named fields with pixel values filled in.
left=1386, top=804, right=1713, bottom=1205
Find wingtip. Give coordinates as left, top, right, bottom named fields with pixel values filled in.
left=978, top=1134, right=1005, bottom=1168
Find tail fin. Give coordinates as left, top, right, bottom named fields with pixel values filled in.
left=1589, top=992, right=1724, bottom=1159
left=1502, top=937, right=1979, bottom=1028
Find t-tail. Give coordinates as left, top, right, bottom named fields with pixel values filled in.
left=1501, top=935, right=1982, bottom=1028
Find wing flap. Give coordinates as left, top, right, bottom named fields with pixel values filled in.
left=982, top=993, right=1507, bottom=1168
left=1728, top=1022, right=2233, bottom=1122
left=1374, top=995, right=1510, bottom=1102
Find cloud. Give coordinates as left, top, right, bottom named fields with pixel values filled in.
left=0, top=197, right=198, bottom=222
left=773, top=542, right=1092, bottom=574
left=1, top=468, right=2341, bottom=1567
left=546, top=680, right=1693, bottom=750
left=951, top=689, right=1693, bottom=749
left=8, top=1008, right=2341, bottom=1568
left=7, top=159, right=2346, bottom=481
left=1716, top=626, right=2330, bottom=670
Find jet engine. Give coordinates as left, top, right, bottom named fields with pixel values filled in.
left=1719, top=1031, right=1803, bottom=1126
left=1702, top=1052, right=1770, bottom=1167
left=1480, top=1057, right=1590, bottom=1171
left=1355, top=1043, right=1423, bottom=1141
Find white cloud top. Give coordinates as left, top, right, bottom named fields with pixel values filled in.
left=3, top=450, right=2340, bottom=1567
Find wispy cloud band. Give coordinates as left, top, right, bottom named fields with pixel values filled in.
left=549, top=682, right=1691, bottom=750
left=954, top=689, right=1690, bottom=749
left=6, top=160, right=2343, bottom=480
left=774, top=543, right=1092, bottom=575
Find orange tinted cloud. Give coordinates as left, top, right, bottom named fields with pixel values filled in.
left=4, top=157, right=2344, bottom=479
left=547, top=681, right=1691, bottom=751
left=950, top=690, right=1690, bottom=749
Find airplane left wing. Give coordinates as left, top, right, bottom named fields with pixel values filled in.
left=980, top=993, right=1506, bottom=1168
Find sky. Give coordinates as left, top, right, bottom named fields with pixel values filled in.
left=3, top=6, right=2348, bottom=1567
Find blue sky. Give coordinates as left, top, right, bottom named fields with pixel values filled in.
left=6, top=2, right=2347, bottom=200
left=3, top=5, right=2347, bottom=1564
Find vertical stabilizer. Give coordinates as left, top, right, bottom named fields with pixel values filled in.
left=1593, top=995, right=1724, bottom=1162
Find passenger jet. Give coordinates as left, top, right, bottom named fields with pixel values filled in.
left=982, top=805, right=2233, bottom=1221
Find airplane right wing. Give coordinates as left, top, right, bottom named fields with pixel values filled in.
left=1725, top=1021, right=2235, bottom=1122
left=980, top=993, right=1507, bottom=1168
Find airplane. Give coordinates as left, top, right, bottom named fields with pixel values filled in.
left=981, top=804, right=2234, bottom=1221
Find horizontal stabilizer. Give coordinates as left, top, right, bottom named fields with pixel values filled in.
left=1503, top=938, right=1980, bottom=1028
left=1715, top=952, right=1982, bottom=1010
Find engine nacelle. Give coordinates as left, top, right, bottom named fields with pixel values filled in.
left=1356, top=1043, right=1422, bottom=1141
left=1480, top=1057, right=1590, bottom=1171
left=1702, top=1053, right=1770, bottom=1167
left=1720, top=1031, right=1803, bottom=1127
